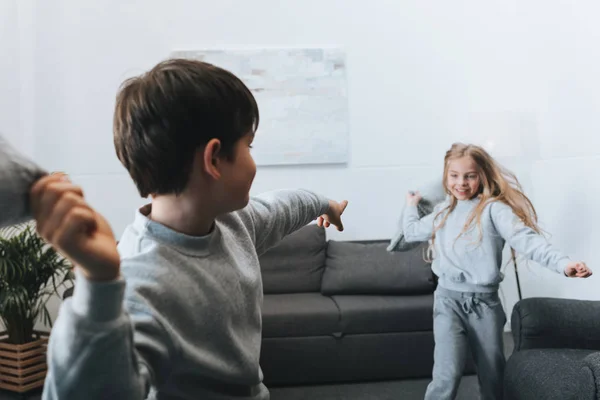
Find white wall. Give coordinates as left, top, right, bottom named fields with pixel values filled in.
left=5, top=0, right=600, bottom=327
left=0, top=0, right=21, bottom=149
left=0, top=0, right=35, bottom=156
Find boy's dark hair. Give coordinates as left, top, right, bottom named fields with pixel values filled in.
left=113, top=58, right=259, bottom=197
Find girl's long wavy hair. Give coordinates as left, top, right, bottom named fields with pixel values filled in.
left=428, top=143, right=542, bottom=258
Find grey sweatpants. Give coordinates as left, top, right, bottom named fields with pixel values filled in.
left=425, top=287, right=507, bottom=400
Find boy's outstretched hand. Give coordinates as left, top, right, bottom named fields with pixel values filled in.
left=317, top=200, right=348, bottom=231
left=564, top=261, right=593, bottom=278
left=30, top=173, right=121, bottom=282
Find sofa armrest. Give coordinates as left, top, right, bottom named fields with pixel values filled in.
left=511, top=297, right=600, bottom=352
left=582, top=352, right=600, bottom=397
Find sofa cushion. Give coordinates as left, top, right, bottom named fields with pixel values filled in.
left=504, top=348, right=598, bottom=400
left=332, top=294, right=434, bottom=334
left=259, top=224, right=327, bottom=294
left=321, top=241, right=434, bottom=295
left=262, top=293, right=341, bottom=338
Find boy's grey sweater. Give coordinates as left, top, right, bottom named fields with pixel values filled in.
left=42, top=190, right=330, bottom=400
left=403, top=197, right=571, bottom=292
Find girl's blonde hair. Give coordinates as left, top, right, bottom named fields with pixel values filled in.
left=429, top=142, right=542, bottom=255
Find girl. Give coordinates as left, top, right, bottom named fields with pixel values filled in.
left=403, top=143, right=592, bottom=400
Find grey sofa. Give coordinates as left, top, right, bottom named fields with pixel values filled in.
left=258, top=224, right=475, bottom=386
left=504, top=297, right=600, bottom=400
left=63, top=224, right=476, bottom=386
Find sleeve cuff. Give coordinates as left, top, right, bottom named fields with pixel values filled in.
left=318, top=196, right=330, bottom=216
left=298, top=189, right=330, bottom=216
left=404, top=204, right=419, bottom=217
left=71, top=269, right=126, bottom=322
left=556, top=258, right=571, bottom=275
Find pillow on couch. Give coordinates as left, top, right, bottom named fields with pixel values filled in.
left=0, top=134, right=47, bottom=228
left=387, top=178, right=446, bottom=253
left=321, top=240, right=434, bottom=295
left=259, top=224, right=327, bottom=294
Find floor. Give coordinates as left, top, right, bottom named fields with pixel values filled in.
left=0, top=377, right=483, bottom=400
left=270, top=376, right=483, bottom=400
left=269, top=333, right=515, bottom=400
left=0, top=334, right=514, bottom=400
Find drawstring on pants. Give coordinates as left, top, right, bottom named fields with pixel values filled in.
left=461, top=296, right=481, bottom=318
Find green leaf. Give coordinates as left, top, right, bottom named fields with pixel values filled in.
left=0, top=222, right=73, bottom=344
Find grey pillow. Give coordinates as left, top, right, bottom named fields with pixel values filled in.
left=0, top=135, right=47, bottom=228
left=321, top=240, right=434, bottom=295
left=259, top=224, right=327, bottom=294
left=387, top=179, right=446, bottom=252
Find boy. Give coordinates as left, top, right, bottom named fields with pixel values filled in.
left=31, top=59, right=348, bottom=399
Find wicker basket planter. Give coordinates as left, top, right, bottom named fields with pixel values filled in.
left=0, top=331, right=48, bottom=393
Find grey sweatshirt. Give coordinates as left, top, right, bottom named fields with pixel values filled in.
left=42, top=189, right=330, bottom=400
left=402, top=197, right=570, bottom=292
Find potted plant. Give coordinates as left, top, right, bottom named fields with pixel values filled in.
left=0, top=222, right=73, bottom=393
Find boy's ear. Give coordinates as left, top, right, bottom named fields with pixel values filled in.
left=202, top=139, right=222, bottom=180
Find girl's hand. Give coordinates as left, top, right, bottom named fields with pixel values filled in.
left=564, top=261, right=593, bottom=278
left=406, top=191, right=422, bottom=206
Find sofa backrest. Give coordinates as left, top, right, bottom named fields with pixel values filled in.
left=321, top=240, right=435, bottom=295
left=259, top=224, right=435, bottom=295
left=259, top=224, right=327, bottom=294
